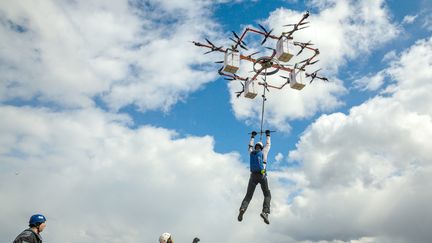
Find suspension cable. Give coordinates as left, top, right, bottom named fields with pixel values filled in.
left=259, top=70, right=267, bottom=141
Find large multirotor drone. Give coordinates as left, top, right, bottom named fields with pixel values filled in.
left=192, top=11, right=328, bottom=100
left=192, top=11, right=328, bottom=138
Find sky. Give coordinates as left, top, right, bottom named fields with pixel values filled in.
left=0, top=0, right=431, bottom=243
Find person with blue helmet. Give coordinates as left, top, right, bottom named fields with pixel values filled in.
left=238, top=130, right=272, bottom=224
left=13, top=214, right=46, bottom=243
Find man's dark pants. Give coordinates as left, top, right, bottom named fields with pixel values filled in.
left=240, top=172, right=271, bottom=213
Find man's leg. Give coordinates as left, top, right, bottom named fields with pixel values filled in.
left=238, top=174, right=258, bottom=221
left=259, top=175, right=271, bottom=224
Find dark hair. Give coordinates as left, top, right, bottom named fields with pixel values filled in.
left=29, top=222, right=42, bottom=228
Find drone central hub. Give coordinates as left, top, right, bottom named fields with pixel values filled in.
left=253, top=56, right=280, bottom=76
left=261, top=61, right=273, bottom=69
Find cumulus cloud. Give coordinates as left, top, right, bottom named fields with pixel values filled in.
left=2, top=1, right=431, bottom=242
left=422, top=14, right=432, bottom=31
left=0, top=105, right=285, bottom=243
left=402, top=14, right=418, bottom=25
left=353, top=71, right=386, bottom=91
left=280, top=37, right=432, bottom=242
left=0, top=0, right=219, bottom=111
left=228, top=0, right=398, bottom=132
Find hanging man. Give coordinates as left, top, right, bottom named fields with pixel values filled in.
left=238, top=130, right=271, bottom=224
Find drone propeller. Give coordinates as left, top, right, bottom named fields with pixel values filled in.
left=230, top=31, right=248, bottom=50
left=264, top=47, right=277, bottom=57
left=229, top=37, right=248, bottom=50
left=232, top=31, right=247, bottom=46
left=296, top=48, right=305, bottom=56
left=309, top=60, right=319, bottom=65
left=306, top=68, right=328, bottom=83
left=317, top=76, right=329, bottom=82
left=215, top=60, right=224, bottom=64
left=298, top=58, right=319, bottom=66
left=298, top=58, right=310, bottom=64
left=205, top=38, right=214, bottom=46
left=305, top=68, right=322, bottom=77
left=279, top=75, right=291, bottom=83
left=235, top=81, right=245, bottom=98
left=295, top=40, right=313, bottom=55
left=284, top=21, right=309, bottom=27
left=191, top=41, right=205, bottom=47
left=297, top=26, right=309, bottom=31
left=258, top=24, right=274, bottom=45
left=203, top=38, right=223, bottom=54
left=245, top=51, right=260, bottom=58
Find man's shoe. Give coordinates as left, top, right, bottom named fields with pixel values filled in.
left=238, top=209, right=245, bottom=222
left=260, top=212, right=270, bottom=224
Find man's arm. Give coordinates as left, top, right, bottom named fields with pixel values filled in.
left=262, top=130, right=271, bottom=164
left=249, top=131, right=257, bottom=153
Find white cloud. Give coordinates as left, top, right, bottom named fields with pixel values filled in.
left=281, top=36, right=432, bottom=242
left=275, top=152, right=284, bottom=162
left=422, top=14, right=432, bottom=31
left=0, top=0, right=219, bottom=111
left=0, top=105, right=288, bottom=243
left=402, top=14, right=418, bottom=24
left=382, top=50, right=398, bottom=62
left=353, top=71, right=386, bottom=91
left=228, top=0, right=398, bottom=132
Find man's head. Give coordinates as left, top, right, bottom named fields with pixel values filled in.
left=29, top=214, right=46, bottom=232
left=255, top=142, right=263, bottom=151
left=159, top=232, right=174, bottom=243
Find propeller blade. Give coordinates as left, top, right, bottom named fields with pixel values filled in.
left=296, top=48, right=304, bottom=56
left=215, top=61, right=224, bottom=64
left=319, top=77, right=329, bottom=81
left=232, top=31, right=242, bottom=41
left=299, top=58, right=309, bottom=64
left=258, top=24, right=268, bottom=33
left=246, top=51, right=260, bottom=58
left=239, top=44, right=248, bottom=50
left=205, top=38, right=214, bottom=46
left=309, top=60, right=319, bottom=65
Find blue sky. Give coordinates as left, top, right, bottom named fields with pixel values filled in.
left=1, top=1, right=432, bottom=243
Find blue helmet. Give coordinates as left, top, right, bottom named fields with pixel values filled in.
left=29, top=214, right=46, bottom=226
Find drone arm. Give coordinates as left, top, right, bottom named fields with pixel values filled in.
left=192, top=41, right=228, bottom=53
left=258, top=81, right=289, bottom=90
left=298, top=51, right=320, bottom=71
left=246, top=28, right=279, bottom=41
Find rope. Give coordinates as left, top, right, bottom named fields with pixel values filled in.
left=259, top=70, right=267, bottom=141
